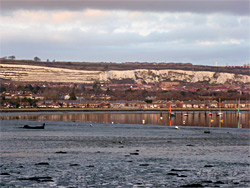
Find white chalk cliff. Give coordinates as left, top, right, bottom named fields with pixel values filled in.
left=1, top=64, right=249, bottom=84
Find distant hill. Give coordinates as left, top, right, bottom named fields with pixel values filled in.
left=0, top=59, right=249, bottom=84
left=0, top=59, right=249, bottom=75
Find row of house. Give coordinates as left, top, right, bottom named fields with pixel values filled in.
left=1, top=92, right=45, bottom=100
left=2, top=100, right=249, bottom=109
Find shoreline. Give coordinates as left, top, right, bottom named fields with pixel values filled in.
left=0, top=107, right=248, bottom=113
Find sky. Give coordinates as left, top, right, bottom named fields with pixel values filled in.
left=0, top=0, right=249, bottom=66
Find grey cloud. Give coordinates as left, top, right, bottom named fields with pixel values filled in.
left=1, top=30, right=248, bottom=66
left=1, top=0, right=248, bottom=66
left=1, top=0, right=249, bottom=15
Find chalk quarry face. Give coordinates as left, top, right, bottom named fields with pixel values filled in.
left=1, top=63, right=249, bottom=84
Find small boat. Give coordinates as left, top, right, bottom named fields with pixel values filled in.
left=169, top=106, right=175, bottom=118
left=237, top=98, right=241, bottom=118
left=160, top=110, right=163, bottom=119
left=217, top=98, right=223, bottom=116
left=217, top=112, right=223, bottom=116
left=23, top=123, right=45, bottom=129
left=170, top=113, right=175, bottom=117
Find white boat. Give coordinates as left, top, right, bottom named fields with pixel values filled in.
left=217, top=112, right=223, bottom=116
left=217, top=98, right=223, bottom=116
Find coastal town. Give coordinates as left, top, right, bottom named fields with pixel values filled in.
left=1, top=1, right=250, bottom=187
left=0, top=60, right=249, bottom=110
left=1, top=80, right=249, bottom=109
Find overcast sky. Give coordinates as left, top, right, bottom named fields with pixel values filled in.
left=0, top=0, right=249, bottom=66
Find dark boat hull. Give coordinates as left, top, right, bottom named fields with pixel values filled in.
left=23, top=123, right=45, bottom=129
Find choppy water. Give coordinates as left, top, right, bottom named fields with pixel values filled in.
left=0, top=112, right=250, bottom=187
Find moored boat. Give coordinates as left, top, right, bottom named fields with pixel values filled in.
left=23, top=123, right=45, bottom=129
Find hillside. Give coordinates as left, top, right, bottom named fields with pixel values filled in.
left=1, top=59, right=249, bottom=75
left=1, top=60, right=249, bottom=84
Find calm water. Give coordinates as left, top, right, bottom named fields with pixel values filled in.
left=1, top=111, right=249, bottom=128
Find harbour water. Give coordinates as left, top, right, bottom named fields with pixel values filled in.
left=1, top=111, right=249, bottom=128
left=0, top=111, right=249, bottom=187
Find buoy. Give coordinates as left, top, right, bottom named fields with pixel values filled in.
left=111, top=122, right=114, bottom=124
left=175, top=126, right=180, bottom=130
left=160, top=117, right=163, bottom=120
left=89, top=124, right=92, bottom=127
left=142, top=120, right=145, bottom=124
left=183, top=121, right=186, bottom=124
left=210, top=119, right=214, bottom=123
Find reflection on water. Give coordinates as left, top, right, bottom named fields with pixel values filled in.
left=1, top=111, right=249, bottom=128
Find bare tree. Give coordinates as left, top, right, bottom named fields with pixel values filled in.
left=8, top=55, right=15, bottom=60
left=34, top=57, right=41, bottom=62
